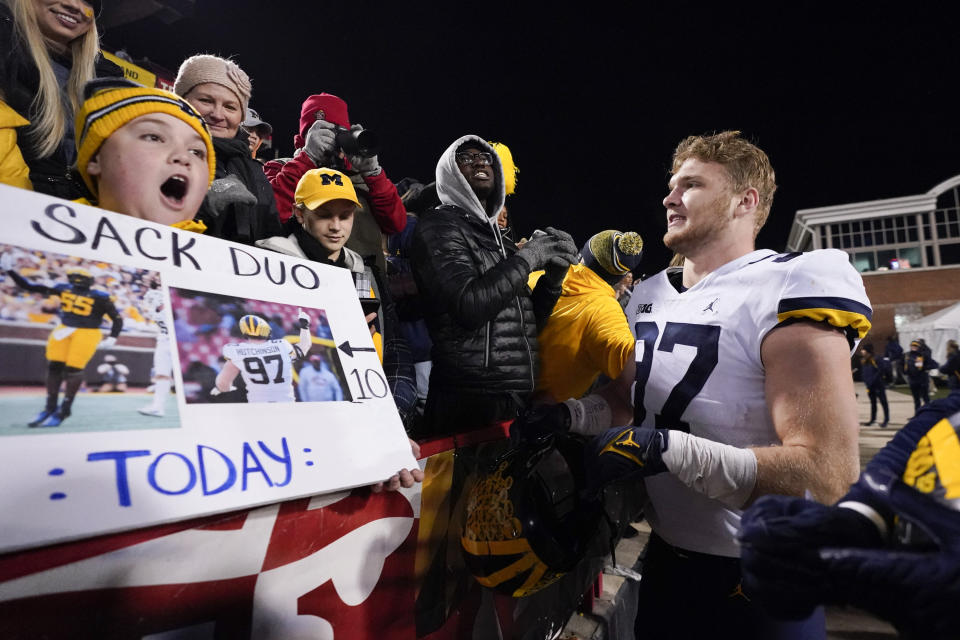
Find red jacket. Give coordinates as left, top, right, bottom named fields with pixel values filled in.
left=264, top=153, right=406, bottom=234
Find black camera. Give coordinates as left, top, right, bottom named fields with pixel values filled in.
left=335, top=126, right=380, bottom=158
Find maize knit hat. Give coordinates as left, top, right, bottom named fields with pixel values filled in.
left=74, top=78, right=216, bottom=199
left=173, top=54, right=252, bottom=121
left=295, top=168, right=360, bottom=210
left=490, top=141, right=519, bottom=195
left=581, top=230, right=644, bottom=286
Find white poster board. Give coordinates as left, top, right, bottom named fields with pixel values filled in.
left=0, top=185, right=415, bottom=553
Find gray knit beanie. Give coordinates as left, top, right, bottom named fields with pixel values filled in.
left=173, top=54, right=252, bottom=120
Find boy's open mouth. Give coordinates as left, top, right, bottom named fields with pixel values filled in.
left=160, top=175, right=188, bottom=203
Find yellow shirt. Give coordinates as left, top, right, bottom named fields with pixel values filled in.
left=533, top=264, right=635, bottom=402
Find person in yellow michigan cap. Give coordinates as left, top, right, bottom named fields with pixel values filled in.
left=256, top=168, right=421, bottom=491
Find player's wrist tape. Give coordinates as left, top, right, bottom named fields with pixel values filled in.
left=563, top=394, right=612, bottom=436
left=661, top=430, right=758, bottom=509
left=837, top=500, right=889, bottom=540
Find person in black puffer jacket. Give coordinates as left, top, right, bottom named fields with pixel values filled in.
left=409, top=135, right=578, bottom=438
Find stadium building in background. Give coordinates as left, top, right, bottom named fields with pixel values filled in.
left=787, top=173, right=960, bottom=346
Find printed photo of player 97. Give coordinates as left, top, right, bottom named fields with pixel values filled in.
left=168, top=287, right=351, bottom=404
left=0, top=244, right=181, bottom=434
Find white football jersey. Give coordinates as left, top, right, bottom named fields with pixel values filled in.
left=141, top=288, right=167, bottom=335
left=222, top=339, right=299, bottom=403
left=628, top=249, right=872, bottom=557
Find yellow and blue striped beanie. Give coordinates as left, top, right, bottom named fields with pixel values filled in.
left=75, top=78, right=216, bottom=198
left=581, top=230, right=644, bottom=285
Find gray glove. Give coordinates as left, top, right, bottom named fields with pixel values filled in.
left=304, top=119, right=337, bottom=165
left=347, top=124, right=381, bottom=176
left=205, top=174, right=257, bottom=217
left=517, top=226, right=578, bottom=272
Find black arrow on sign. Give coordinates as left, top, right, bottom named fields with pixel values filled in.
left=338, top=341, right=377, bottom=357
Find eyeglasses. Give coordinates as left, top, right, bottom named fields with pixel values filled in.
left=455, top=151, right=493, bottom=166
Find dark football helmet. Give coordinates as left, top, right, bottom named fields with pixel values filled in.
left=66, top=267, right=94, bottom=289
left=460, top=435, right=610, bottom=598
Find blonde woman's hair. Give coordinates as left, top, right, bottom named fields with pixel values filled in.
left=11, top=0, right=100, bottom=158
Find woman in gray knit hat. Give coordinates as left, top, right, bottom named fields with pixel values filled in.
left=174, top=53, right=282, bottom=245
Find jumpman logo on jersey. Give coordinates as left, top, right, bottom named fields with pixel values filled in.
left=615, top=429, right=641, bottom=449
left=703, top=298, right=719, bottom=314
left=728, top=581, right=750, bottom=601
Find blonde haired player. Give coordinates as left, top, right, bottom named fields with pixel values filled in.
left=215, top=311, right=312, bottom=403
left=516, top=131, right=871, bottom=639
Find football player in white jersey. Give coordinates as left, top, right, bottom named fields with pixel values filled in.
left=138, top=278, right=174, bottom=417
left=515, top=131, right=871, bottom=639
left=215, top=311, right=313, bottom=403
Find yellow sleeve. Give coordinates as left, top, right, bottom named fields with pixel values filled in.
left=527, top=270, right=544, bottom=289
left=584, top=297, right=635, bottom=381
left=0, top=128, right=32, bottom=191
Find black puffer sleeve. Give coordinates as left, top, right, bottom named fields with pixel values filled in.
left=410, top=208, right=531, bottom=331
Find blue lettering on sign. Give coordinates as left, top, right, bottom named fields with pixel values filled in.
left=148, top=452, right=198, bottom=495
left=197, top=444, right=237, bottom=496
left=257, top=439, right=292, bottom=487
left=87, top=450, right=151, bottom=507
left=86, top=439, right=293, bottom=507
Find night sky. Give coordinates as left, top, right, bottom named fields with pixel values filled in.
left=102, top=4, right=960, bottom=274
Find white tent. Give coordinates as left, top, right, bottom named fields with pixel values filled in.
left=898, top=301, right=960, bottom=363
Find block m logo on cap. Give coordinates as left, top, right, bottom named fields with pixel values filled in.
left=320, top=172, right=344, bottom=186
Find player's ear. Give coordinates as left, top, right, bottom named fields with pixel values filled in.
left=735, top=187, right=759, bottom=218
left=294, top=204, right=305, bottom=226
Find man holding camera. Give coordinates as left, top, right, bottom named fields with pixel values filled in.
left=409, top=135, right=579, bottom=438
left=265, top=93, right=406, bottom=274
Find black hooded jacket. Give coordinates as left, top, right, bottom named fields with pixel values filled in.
left=410, top=136, right=561, bottom=418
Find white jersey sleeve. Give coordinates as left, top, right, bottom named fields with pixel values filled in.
left=754, top=248, right=872, bottom=355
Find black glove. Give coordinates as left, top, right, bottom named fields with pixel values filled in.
left=584, top=425, right=669, bottom=497
left=541, top=255, right=572, bottom=289
left=509, top=402, right=571, bottom=448
left=516, top=226, right=578, bottom=272
left=740, top=467, right=960, bottom=638
left=739, top=494, right=883, bottom=620
left=297, top=307, right=310, bottom=330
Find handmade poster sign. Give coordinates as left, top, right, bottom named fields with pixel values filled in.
left=0, top=184, right=415, bottom=553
